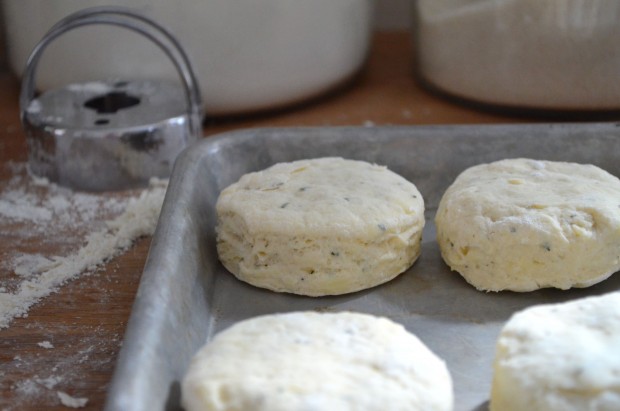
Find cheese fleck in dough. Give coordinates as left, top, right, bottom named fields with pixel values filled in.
left=435, top=158, right=620, bottom=292
left=216, top=157, right=425, bottom=296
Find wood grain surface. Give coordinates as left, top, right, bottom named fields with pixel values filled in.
left=0, top=32, right=568, bottom=410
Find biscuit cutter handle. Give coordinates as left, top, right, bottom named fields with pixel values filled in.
left=19, top=6, right=203, bottom=140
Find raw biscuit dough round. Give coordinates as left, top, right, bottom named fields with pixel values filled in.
left=181, top=311, right=453, bottom=411
left=490, top=292, right=620, bottom=411
left=435, top=158, right=620, bottom=292
left=215, top=157, right=425, bottom=296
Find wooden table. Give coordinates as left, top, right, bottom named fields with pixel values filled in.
left=0, top=32, right=588, bottom=410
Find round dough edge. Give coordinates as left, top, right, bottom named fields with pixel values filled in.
left=435, top=158, right=620, bottom=292
left=216, top=157, right=425, bottom=296
left=181, top=311, right=453, bottom=411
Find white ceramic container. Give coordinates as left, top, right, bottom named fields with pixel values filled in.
left=4, top=0, right=375, bottom=115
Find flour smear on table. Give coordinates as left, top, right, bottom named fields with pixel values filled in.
left=0, top=163, right=167, bottom=409
left=0, top=163, right=167, bottom=328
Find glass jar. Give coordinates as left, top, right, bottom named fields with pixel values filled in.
left=413, top=0, right=620, bottom=111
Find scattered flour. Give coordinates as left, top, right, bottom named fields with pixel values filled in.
left=57, top=391, right=88, bottom=408
left=38, top=375, right=62, bottom=390
left=0, top=162, right=168, bottom=408
left=0, top=165, right=167, bottom=329
left=38, top=341, right=54, bottom=349
left=13, top=378, right=39, bottom=397
left=0, top=189, right=52, bottom=222
left=12, top=254, right=56, bottom=278
left=5, top=331, right=119, bottom=410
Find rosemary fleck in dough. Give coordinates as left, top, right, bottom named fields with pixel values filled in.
left=490, top=292, right=620, bottom=411
left=216, top=157, right=424, bottom=296
left=182, top=312, right=453, bottom=411
left=436, top=158, right=620, bottom=291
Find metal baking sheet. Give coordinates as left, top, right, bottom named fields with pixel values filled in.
left=105, top=123, right=620, bottom=411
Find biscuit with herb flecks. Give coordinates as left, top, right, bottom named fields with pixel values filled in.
left=490, top=292, right=620, bottom=411
left=436, top=158, right=620, bottom=292
left=182, top=312, right=453, bottom=411
left=215, top=157, right=424, bottom=296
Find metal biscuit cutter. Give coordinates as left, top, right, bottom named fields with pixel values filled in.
left=19, top=6, right=203, bottom=191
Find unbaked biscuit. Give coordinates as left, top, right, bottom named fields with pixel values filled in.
left=490, top=292, right=620, bottom=411
left=182, top=311, right=453, bottom=411
left=435, top=158, right=620, bottom=291
left=216, top=157, right=424, bottom=296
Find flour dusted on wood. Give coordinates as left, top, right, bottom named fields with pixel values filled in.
left=10, top=254, right=54, bottom=278
left=57, top=391, right=88, bottom=408
left=38, top=341, right=54, bottom=349
left=0, top=163, right=168, bottom=328
left=0, top=188, right=52, bottom=222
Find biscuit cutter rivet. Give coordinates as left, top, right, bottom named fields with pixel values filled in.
left=19, top=6, right=203, bottom=191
